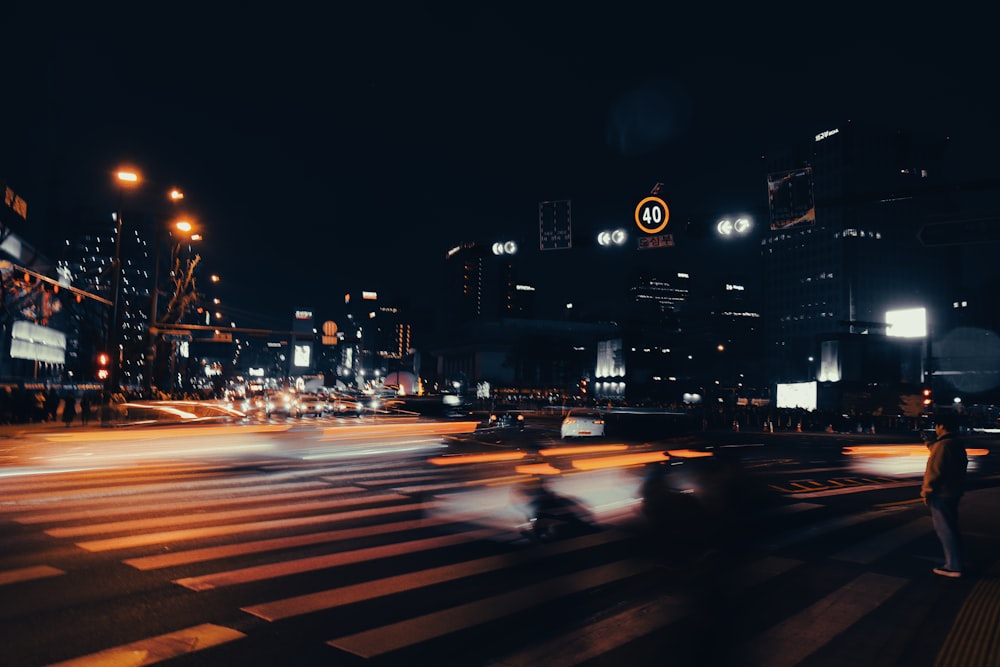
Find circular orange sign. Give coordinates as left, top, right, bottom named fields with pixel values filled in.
left=634, top=196, right=670, bottom=234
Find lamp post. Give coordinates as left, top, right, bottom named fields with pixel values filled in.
left=106, top=169, right=141, bottom=400
left=144, top=216, right=201, bottom=397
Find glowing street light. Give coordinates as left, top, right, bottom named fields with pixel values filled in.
left=597, top=228, right=628, bottom=246
left=491, top=241, right=518, bottom=256
left=106, top=168, right=143, bottom=394
left=144, top=201, right=202, bottom=397
left=716, top=215, right=752, bottom=237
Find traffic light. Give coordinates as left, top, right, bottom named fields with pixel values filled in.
left=96, top=352, right=110, bottom=381
left=922, top=387, right=933, bottom=407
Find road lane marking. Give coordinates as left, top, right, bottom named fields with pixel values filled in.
left=243, top=531, right=631, bottom=622
left=0, top=564, right=64, bottom=585
left=765, top=506, right=908, bottom=551
left=124, top=516, right=456, bottom=570
left=76, top=500, right=438, bottom=552
left=327, top=558, right=651, bottom=658
left=793, top=480, right=920, bottom=498
left=0, top=467, right=250, bottom=504
left=494, top=594, right=691, bottom=667
left=733, top=556, right=803, bottom=592
left=13, top=484, right=357, bottom=524
left=174, top=526, right=503, bottom=591
left=831, top=517, right=931, bottom=564
left=743, top=572, right=908, bottom=667
left=770, top=502, right=824, bottom=514
left=46, top=622, right=245, bottom=666
left=495, top=555, right=802, bottom=667
left=319, top=468, right=447, bottom=483
left=45, top=492, right=403, bottom=538
left=0, top=462, right=383, bottom=507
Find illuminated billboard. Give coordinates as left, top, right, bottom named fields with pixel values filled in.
left=768, top=167, right=816, bottom=230
left=595, top=338, right=625, bottom=378
left=10, top=321, right=65, bottom=364
left=292, top=343, right=312, bottom=369
left=776, top=381, right=817, bottom=410
left=886, top=307, right=927, bottom=338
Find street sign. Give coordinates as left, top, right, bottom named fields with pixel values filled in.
left=637, top=233, right=674, bottom=250
left=151, top=328, right=192, bottom=341
left=634, top=196, right=669, bottom=234
left=539, top=200, right=572, bottom=250
left=917, top=217, right=1000, bottom=246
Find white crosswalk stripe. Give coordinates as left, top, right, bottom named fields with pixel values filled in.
left=0, top=456, right=955, bottom=666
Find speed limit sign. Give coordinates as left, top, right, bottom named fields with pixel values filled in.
left=634, top=196, right=670, bottom=234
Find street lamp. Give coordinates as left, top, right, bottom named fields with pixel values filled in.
left=106, top=168, right=142, bottom=396
left=716, top=215, right=753, bottom=237
left=597, top=228, right=628, bottom=246
left=491, top=241, right=518, bottom=256
left=144, top=215, right=201, bottom=397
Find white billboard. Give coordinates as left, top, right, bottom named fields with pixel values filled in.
left=10, top=320, right=66, bottom=364
left=886, top=307, right=927, bottom=338
left=292, top=343, right=312, bottom=369
left=776, top=381, right=817, bottom=410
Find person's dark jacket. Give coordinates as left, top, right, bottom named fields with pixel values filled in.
left=921, top=433, right=968, bottom=500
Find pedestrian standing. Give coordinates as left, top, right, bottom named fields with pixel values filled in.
left=61, top=394, right=77, bottom=428
left=920, top=411, right=968, bottom=578
left=45, top=388, right=60, bottom=422
left=79, top=393, right=92, bottom=425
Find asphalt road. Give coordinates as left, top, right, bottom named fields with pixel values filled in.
left=0, top=418, right=998, bottom=666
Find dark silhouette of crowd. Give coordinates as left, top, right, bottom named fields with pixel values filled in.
left=0, top=386, right=98, bottom=426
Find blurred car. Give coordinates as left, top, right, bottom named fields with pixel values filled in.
left=264, top=392, right=300, bottom=418
left=488, top=411, right=525, bottom=431
left=329, top=395, right=362, bottom=416
left=560, top=410, right=605, bottom=439
left=239, top=394, right=267, bottom=417
left=295, top=394, right=330, bottom=418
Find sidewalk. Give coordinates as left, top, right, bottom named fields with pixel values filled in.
left=925, top=484, right=1000, bottom=666
left=0, top=417, right=106, bottom=438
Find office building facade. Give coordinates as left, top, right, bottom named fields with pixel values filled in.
left=761, top=122, right=951, bottom=388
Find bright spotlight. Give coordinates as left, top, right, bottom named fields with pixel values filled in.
left=598, top=228, right=627, bottom=246
left=492, top=240, right=518, bottom=255
left=717, top=216, right=752, bottom=236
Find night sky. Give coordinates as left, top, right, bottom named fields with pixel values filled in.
left=3, top=4, right=998, bottom=332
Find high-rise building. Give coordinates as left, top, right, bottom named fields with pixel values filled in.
left=628, top=271, right=691, bottom=329
left=63, top=221, right=156, bottom=387
left=445, top=242, right=484, bottom=323
left=444, top=240, right=525, bottom=324
left=761, top=122, right=951, bottom=385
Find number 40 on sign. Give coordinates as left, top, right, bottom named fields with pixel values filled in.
left=635, top=196, right=669, bottom=234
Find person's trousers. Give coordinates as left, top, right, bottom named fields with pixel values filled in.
left=929, top=495, right=962, bottom=571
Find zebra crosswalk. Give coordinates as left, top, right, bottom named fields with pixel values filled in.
left=0, top=452, right=984, bottom=666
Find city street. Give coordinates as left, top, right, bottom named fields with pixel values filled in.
left=0, top=416, right=998, bottom=666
